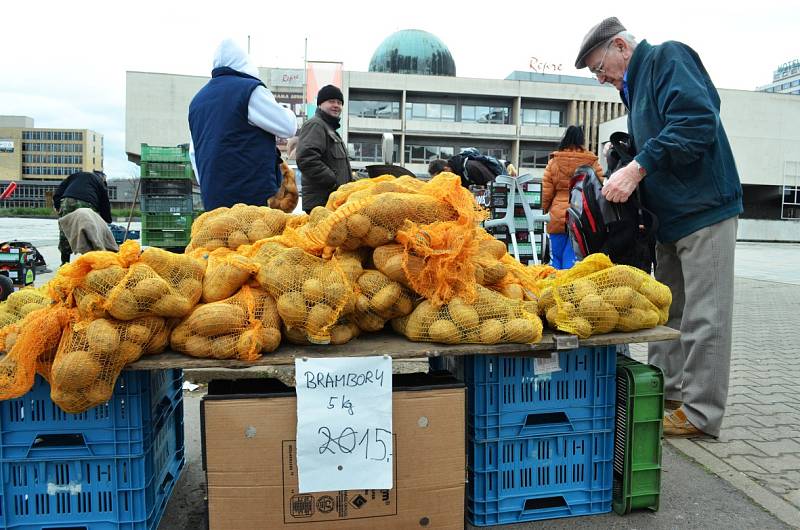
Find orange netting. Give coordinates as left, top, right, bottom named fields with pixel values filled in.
left=189, top=247, right=258, bottom=302
left=186, top=204, right=290, bottom=252
left=170, top=283, right=281, bottom=360
left=325, top=175, right=424, bottom=211
left=351, top=270, right=416, bottom=332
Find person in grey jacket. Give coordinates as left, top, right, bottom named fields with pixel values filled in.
left=296, top=85, right=353, bottom=212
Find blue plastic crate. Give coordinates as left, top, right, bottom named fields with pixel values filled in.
left=467, top=430, right=613, bottom=525
left=109, top=224, right=141, bottom=244
left=465, top=347, right=616, bottom=440
left=0, top=370, right=182, bottom=460
left=0, top=400, right=184, bottom=530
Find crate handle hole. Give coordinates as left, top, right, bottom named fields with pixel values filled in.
left=523, top=411, right=569, bottom=427
left=523, top=495, right=567, bottom=511
left=31, top=433, right=87, bottom=449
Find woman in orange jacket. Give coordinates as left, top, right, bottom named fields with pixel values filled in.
left=542, top=126, right=604, bottom=269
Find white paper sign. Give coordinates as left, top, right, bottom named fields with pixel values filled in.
left=295, top=356, right=392, bottom=493
left=535, top=352, right=561, bottom=375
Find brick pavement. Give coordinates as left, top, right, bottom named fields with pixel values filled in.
left=632, top=275, right=800, bottom=518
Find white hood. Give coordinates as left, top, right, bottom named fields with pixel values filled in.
left=212, top=38, right=260, bottom=79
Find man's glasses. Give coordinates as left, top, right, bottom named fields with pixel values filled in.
left=589, top=40, right=614, bottom=77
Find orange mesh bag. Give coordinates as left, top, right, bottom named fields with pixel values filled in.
left=0, top=288, right=52, bottom=351
left=392, top=285, right=542, bottom=345
left=499, top=256, right=556, bottom=299
left=334, top=248, right=367, bottom=284
left=170, top=284, right=281, bottom=361
left=325, top=175, right=424, bottom=211
left=547, top=264, right=671, bottom=338
left=48, top=315, right=169, bottom=413
left=0, top=306, right=75, bottom=400
left=311, top=173, right=479, bottom=251
left=268, top=161, right=300, bottom=213
left=284, top=317, right=361, bottom=346
left=186, top=204, right=289, bottom=252
left=351, top=270, right=416, bottom=333
left=101, top=247, right=204, bottom=321
left=189, top=247, right=258, bottom=302
left=248, top=241, right=355, bottom=344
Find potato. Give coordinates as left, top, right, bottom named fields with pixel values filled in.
left=479, top=319, right=504, bottom=344
left=592, top=302, right=619, bottom=334
left=206, top=215, right=236, bottom=239
left=184, top=335, right=213, bottom=357
left=325, top=220, right=349, bottom=247
left=86, top=319, right=121, bottom=355
left=604, top=286, right=637, bottom=312
left=246, top=218, right=271, bottom=242
left=355, top=294, right=371, bottom=314
left=125, top=323, right=151, bottom=345
left=151, top=294, right=193, bottom=318
left=538, top=287, right=555, bottom=313
left=354, top=312, right=386, bottom=332
left=640, top=281, right=672, bottom=308
left=429, top=319, right=460, bottom=344
left=284, top=325, right=311, bottom=345
left=570, top=279, right=598, bottom=301
left=19, top=302, right=45, bottom=317
left=204, top=264, right=250, bottom=302
left=302, top=278, right=325, bottom=303
left=578, top=294, right=605, bottom=317
left=210, top=335, right=237, bottom=359
left=545, top=305, right=559, bottom=328
left=475, top=290, right=511, bottom=320
left=236, top=329, right=264, bottom=359
left=501, top=284, right=524, bottom=301
left=504, top=318, right=541, bottom=343
left=381, top=254, right=408, bottom=284
left=307, top=303, right=334, bottom=334
left=259, top=327, right=282, bottom=352
left=85, top=265, right=125, bottom=294
left=630, top=291, right=657, bottom=311
left=363, top=225, right=393, bottom=247
left=144, top=328, right=169, bottom=355
left=108, top=290, right=141, bottom=320
left=473, top=263, right=485, bottom=285
left=205, top=238, right=226, bottom=251
left=391, top=315, right=408, bottom=335
left=277, top=292, right=307, bottom=326
left=77, top=291, right=108, bottom=319
left=607, top=266, right=641, bottom=289
left=227, top=230, right=249, bottom=250
left=479, top=238, right=507, bottom=260
left=482, top=262, right=507, bottom=285
left=616, top=308, right=658, bottom=332
left=570, top=316, right=594, bottom=338
left=346, top=213, right=372, bottom=238
left=170, top=324, right=190, bottom=350
left=132, top=277, right=170, bottom=302
left=329, top=324, right=355, bottom=345
left=404, top=300, right=436, bottom=340
left=51, top=351, right=102, bottom=392
left=371, top=283, right=402, bottom=313
left=188, top=304, right=246, bottom=336
left=522, top=300, right=539, bottom=316
left=372, top=244, right=403, bottom=271
left=448, top=302, right=479, bottom=330
left=393, top=295, right=414, bottom=317
left=118, top=341, right=144, bottom=364
left=323, top=281, right=349, bottom=309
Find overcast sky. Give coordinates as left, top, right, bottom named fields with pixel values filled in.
left=2, top=0, right=797, bottom=178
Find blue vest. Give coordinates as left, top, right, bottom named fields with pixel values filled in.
left=189, top=67, right=278, bottom=210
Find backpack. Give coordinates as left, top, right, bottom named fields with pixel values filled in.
left=450, top=148, right=506, bottom=187
left=565, top=133, right=658, bottom=272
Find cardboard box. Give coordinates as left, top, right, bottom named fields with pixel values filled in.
left=202, top=374, right=466, bottom=530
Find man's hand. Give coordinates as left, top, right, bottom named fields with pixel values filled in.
left=601, top=162, right=644, bottom=203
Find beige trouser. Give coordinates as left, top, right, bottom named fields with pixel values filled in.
left=648, top=216, right=738, bottom=437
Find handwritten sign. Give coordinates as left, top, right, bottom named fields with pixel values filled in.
left=529, top=57, right=564, bottom=73
left=295, top=356, right=392, bottom=493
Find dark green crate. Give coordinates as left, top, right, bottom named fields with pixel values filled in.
left=142, top=212, right=194, bottom=231
left=141, top=195, right=193, bottom=213
left=141, top=143, right=190, bottom=163
left=140, top=161, right=193, bottom=180
left=613, top=355, right=664, bottom=515
left=142, top=228, right=191, bottom=248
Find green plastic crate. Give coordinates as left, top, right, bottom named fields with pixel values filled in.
left=142, top=228, right=191, bottom=248
left=141, top=143, right=190, bottom=163
left=613, top=355, right=664, bottom=515
left=140, top=161, right=193, bottom=180
left=142, top=212, right=194, bottom=231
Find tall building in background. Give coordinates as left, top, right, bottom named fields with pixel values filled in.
left=757, top=59, right=800, bottom=95
left=0, top=115, right=104, bottom=208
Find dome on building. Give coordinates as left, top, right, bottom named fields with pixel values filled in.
left=368, top=29, right=456, bottom=77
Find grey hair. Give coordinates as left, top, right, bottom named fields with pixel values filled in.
left=613, top=31, right=638, bottom=48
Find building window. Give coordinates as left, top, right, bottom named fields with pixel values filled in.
left=461, top=105, right=509, bottom=124
left=404, top=144, right=454, bottom=163
left=405, top=102, right=456, bottom=122
left=520, top=149, right=551, bottom=168
left=348, top=142, right=383, bottom=162
left=783, top=161, right=800, bottom=219
left=349, top=100, right=400, bottom=119
left=522, top=108, right=562, bottom=127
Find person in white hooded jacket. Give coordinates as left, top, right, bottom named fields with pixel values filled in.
left=189, top=39, right=297, bottom=210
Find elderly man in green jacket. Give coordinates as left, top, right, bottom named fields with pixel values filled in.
left=576, top=17, right=743, bottom=438
left=296, top=85, right=353, bottom=213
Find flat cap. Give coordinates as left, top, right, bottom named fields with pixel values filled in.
left=575, top=17, right=626, bottom=69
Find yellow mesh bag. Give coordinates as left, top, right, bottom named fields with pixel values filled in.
left=48, top=315, right=169, bottom=413
left=170, top=284, right=281, bottom=360
left=186, top=204, right=289, bottom=252
left=0, top=306, right=75, bottom=400
left=0, top=288, right=52, bottom=351
left=351, top=270, right=416, bottom=332
left=189, top=247, right=258, bottom=302
left=326, top=175, right=423, bottom=211
left=499, top=256, right=556, bottom=299
left=284, top=317, right=361, bottom=346
left=247, top=240, right=355, bottom=344
left=392, top=285, right=542, bottom=345
left=547, top=264, right=671, bottom=338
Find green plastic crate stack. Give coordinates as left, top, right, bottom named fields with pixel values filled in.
left=613, top=355, right=664, bottom=515
left=140, top=143, right=194, bottom=248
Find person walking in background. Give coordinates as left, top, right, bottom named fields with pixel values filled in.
left=53, top=170, right=112, bottom=265
left=296, top=85, right=353, bottom=213
left=541, top=125, right=604, bottom=269
left=188, top=38, right=297, bottom=211
left=575, top=17, right=742, bottom=438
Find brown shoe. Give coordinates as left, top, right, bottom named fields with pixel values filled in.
left=663, top=407, right=711, bottom=438
left=664, top=399, right=683, bottom=412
